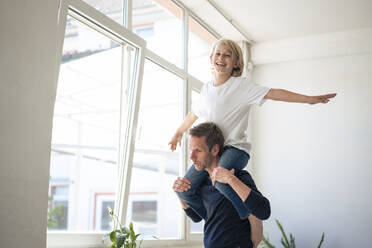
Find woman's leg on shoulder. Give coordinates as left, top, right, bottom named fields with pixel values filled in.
left=215, top=146, right=250, bottom=219
left=176, top=164, right=208, bottom=219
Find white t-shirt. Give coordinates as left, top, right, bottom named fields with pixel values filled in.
left=193, top=76, right=270, bottom=154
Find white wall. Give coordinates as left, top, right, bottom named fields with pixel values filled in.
left=0, top=0, right=59, bottom=247
left=251, top=29, right=372, bottom=247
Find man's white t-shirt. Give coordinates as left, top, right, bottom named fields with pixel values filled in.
left=193, top=76, right=270, bottom=154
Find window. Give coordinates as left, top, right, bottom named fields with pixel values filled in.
left=124, top=59, right=183, bottom=239
left=50, top=1, right=144, bottom=233
left=132, top=201, right=157, bottom=222
left=51, top=0, right=221, bottom=246
left=95, top=194, right=115, bottom=230
left=48, top=185, right=69, bottom=230
left=49, top=15, right=122, bottom=231
left=82, top=0, right=123, bottom=24
left=188, top=16, right=218, bottom=83
left=132, top=0, right=184, bottom=68
left=127, top=195, right=159, bottom=237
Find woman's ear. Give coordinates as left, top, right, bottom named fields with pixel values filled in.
left=233, top=59, right=238, bottom=68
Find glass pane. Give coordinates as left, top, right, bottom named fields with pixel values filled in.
left=82, top=0, right=122, bottom=24
left=97, top=197, right=115, bottom=231
left=125, top=59, right=183, bottom=239
left=132, top=201, right=157, bottom=222
left=191, top=89, right=203, bottom=127
left=48, top=16, right=134, bottom=232
left=132, top=0, right=183, bottom=68
left=188, top=16, right=218, bottom=83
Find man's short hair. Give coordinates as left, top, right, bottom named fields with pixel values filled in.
left=189, top=122, right=225, bottom=155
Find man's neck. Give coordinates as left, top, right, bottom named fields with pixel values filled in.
left=205, top=156, right=220, bottom=177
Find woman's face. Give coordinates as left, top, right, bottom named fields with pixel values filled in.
left=210, top=43, right=237, bottom=77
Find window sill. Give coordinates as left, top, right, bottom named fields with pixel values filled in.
left=47, top=232, right=203, bottom=248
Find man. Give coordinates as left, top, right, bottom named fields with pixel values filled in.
left=173, top=122, right=270, bottom=248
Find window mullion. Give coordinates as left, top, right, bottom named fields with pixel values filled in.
left=181, top=6, right=189, bottom=241
left=123, top=0, right=132, bottom=30
left=117, top=46, right=146, bottom=227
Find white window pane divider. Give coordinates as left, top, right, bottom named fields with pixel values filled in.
left=123, top=0, right=131, bottom=30
left=116, top=42, right=145, bottom=235
left=145, top=49, right=186, bottom=80
left=185, top=75, right=203, bottom=242
left=64, top=0, right=145, bottom=48
left=188, top=75, right=204, bottom=92
left=181, top=6, right=190, bottom=241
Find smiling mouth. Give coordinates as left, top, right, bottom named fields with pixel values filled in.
left=216, top=62, right=226, bottom=67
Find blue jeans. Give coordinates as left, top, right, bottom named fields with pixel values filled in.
left=177, top=146, right=250, bottom=219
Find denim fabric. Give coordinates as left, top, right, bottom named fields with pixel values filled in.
left=177, top=146, right=250, bottom=219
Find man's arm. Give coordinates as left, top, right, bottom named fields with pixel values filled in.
left=264, top=88, right=336, bottom=104
left=178, top=198, right=203, bottom=223
left=212, top=168, right=271, bottom=220
left=249, top=215, right=263, bottom=248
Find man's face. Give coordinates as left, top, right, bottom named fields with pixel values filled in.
left=189, top=136, right=214, bottom=171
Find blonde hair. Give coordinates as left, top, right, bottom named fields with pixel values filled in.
left=210, top=39, right=244, bottom=77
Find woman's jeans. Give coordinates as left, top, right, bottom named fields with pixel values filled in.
left=177, top=146, right=250, bottom=219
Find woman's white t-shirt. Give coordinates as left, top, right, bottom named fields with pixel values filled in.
left=193, top=76, right=270, bottom=154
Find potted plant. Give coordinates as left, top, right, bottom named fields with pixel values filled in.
left=261, top=219, right=324, bottom=248
left=102, top=207, right=142, bottom=248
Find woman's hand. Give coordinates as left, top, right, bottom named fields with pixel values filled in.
left=307, top=93, right=337, bottom=104
left=173, top=177, right=191, bottom=192
left=168, top=132, right=183, bottom=151
left=211, top=167, right=235, bottom=186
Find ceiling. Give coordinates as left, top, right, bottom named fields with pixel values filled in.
left=179, top=0, right=372, bottom=43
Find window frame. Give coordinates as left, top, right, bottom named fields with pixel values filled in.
left=49, top=0, right=218, bottom=247
left=50, top=0, right=146, bottom=246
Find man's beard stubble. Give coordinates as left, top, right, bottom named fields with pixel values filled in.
left=202, top=152, right=214, bottom=170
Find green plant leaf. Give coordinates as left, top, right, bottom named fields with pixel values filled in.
left=289, top=233, right=295, bottom=248
left=280, top=238, right=289, bottom=248
left=129, top=222, right=134, bottom=231
left=107, top=206, right=114, bottom=216
left=276, top=219, right=290, bottom=247
left=110, top=231, right=117, bottom=242
left=262, top=236, right=275, bottom=248
left=317, top=232, right=325, bottom=248
left=124, top=240, right=130, bottom=248
left=117, top=233, right=127, bottom=248
left=129, top=222, right=136, bottom=242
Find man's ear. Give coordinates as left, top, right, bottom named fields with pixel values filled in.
left=211, top=144, right=220, bottom=156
